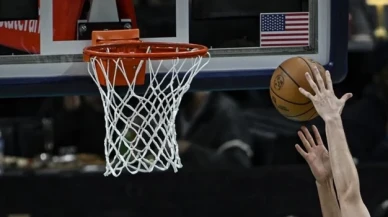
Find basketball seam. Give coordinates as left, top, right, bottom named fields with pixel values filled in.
left=270, top=88, right=312, bottom=105
left=283, top=106, right=315, bottom=118
left=298, top=56, right=315, bottom=79
left=279, top=65, right=301, bottom=88
left=307, top=111, right=317, bottom=120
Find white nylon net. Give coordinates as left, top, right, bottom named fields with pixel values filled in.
left=87, top=48, right=209, bottom=176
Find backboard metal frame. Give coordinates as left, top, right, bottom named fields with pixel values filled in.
left=0, top=0, right=347, bottom=97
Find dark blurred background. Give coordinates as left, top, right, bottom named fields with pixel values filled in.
left=1, top=0, right=388, bottom=216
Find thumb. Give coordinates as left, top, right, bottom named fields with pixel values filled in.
left=340, top=93, right=353, bottom=103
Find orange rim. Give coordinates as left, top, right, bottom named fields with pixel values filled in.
left=83, top=41, right=208, bottom=60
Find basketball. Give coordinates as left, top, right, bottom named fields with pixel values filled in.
left=270, top=57, right=326, bottom=122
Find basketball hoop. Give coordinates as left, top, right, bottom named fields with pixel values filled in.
left=83, top=30, right=209, bottom=176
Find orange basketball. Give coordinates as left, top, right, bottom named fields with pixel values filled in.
left=270, top=57, right=326, bottom=122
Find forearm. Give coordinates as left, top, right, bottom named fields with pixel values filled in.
left=316, top=179, right=341, bottom=217
left=325, top=115, right=360, bottom=197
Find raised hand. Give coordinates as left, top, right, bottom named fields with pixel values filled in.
left=298, top=66, right=352, bottom=121
left=295, top=125, right=331, bottom=183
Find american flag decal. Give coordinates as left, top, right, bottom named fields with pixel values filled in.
left=260, top=12, right=309, bottom=47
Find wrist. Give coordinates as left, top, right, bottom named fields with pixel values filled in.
left=323, top=114, right=342, bottom=123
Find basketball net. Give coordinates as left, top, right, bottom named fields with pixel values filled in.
left=87, top=47, right=210, bottom=176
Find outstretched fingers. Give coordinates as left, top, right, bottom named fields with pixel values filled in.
left=298, top=130, right=312, bottom=151
left=299, top=87, right=314, bottom=100
left=295, top=144, right=307, bottom=158
left=340, top=93, right=353, bottom=104
left=325, top=70, right=334, bottom=91
left=311, top=125, right=325, bottom=148
left=304, top=72, right=320, bottom=95
left=313, top=66, right=326, bottom=91
left=301, top=126, right=316, bottom=147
